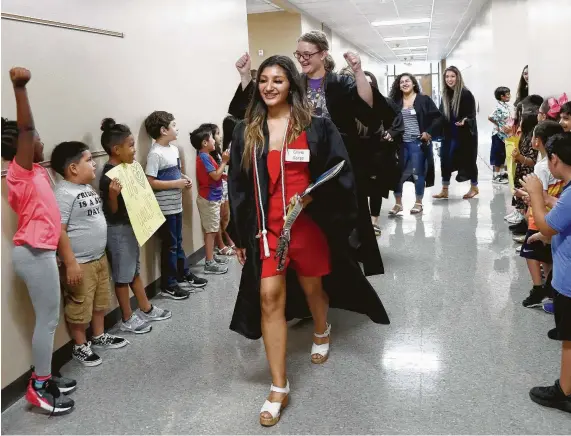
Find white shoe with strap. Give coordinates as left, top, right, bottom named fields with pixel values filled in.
left=259, top=381, right=290, bottom=427
left=311, top=323, right=331, bottom=364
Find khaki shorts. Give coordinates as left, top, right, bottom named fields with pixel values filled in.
left=63, top=254, right=111, bottom=324
left=196, top=196, right=221, bottom=233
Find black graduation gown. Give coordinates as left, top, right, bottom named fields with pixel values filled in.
left=438, top=88, right=479, bottom=183
left=227, top=116, right=390, bottom=340
left=228, top=73, right=396, bottom=276
left=361, top=99, right=404, bottom=199
left=393, top=94, right=443, bottom=188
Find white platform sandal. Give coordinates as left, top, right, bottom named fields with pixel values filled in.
left=259, top=381, right=290, bottom=427
left=311, top=323, right=331, bottom=364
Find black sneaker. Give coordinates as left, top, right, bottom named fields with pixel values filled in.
left=51, top=374, right=77, bottom=394
left=91, top=333, right=129, bottom=349
left=509, top=220, right=528, bottom=234
left=25, top=378, right=74, bottom=415
left=31, top=366, right=77, bottom=394
left=183, top=271, right=208, bottom=288
left=529, top=380, right=571, bottom=413
left=72, top=342, right=102, bottom=367
left=548, top=328, right=561, bottom=340
left=161, top=283, right=191, bottom=300
left=522, top=285, right=550, bottom=308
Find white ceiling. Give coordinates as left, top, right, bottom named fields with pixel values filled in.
left=246, top=0, right=490, bottom=62
left=246, top=0, right=283, bottom=14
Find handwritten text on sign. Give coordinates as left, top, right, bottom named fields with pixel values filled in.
left=105, top=162, right=165, bottom=246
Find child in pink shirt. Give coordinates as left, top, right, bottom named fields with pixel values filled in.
left=2, top=67, right=76, bottom=415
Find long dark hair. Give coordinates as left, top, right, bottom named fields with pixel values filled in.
left=521, top=109, right=539, bottom=139
left=442, top=66, right=465, bottom=120
left=364, top=71, right=378, bottom=89
left=389, top=73, right=421, bottom=101
left=243, top=55, right=312, bottom=170
left=515, top=94, right=543, bottom=127
left=515, top=65, right=529, bottom=105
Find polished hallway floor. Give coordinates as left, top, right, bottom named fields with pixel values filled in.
left=2, top=152, right=570, bottom=434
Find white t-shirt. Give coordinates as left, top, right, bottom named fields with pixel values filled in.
left=145, top=143, right=183, bottom=216
left=535, top=155, right=559, bottom=191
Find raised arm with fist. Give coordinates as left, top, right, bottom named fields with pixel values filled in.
left=236, top=53, right=251, bottom=75
left=343, top=52, right=362, bottom=74
left=10, top=67, right=31, bottom=88
left=236, top=53, right=252, bottom=90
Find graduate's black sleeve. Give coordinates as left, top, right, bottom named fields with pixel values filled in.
left=228, top=81, right=255, bottom=120
left=227, top=122, right=250, bottom=249
left=308, top=117, right=358, bottom=239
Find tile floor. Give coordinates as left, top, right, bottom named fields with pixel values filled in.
left=2, top=150, right=570, bottom=434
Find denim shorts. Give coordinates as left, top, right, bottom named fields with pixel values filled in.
left=106, top=224, right=140, bottom=284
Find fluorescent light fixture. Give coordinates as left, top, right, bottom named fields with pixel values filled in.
left=384, top=35, right=429, bottom=42
left=396, top=54, right=424, bottom=57
left=372, top=18, right=431, bottom=26
left=391, top=46, right=428, bottom=51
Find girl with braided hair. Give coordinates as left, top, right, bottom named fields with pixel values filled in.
left=2, top=67, right=76, bottom=414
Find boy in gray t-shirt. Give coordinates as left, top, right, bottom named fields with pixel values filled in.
left=51, top=141, right=127, bottom=367
left=144, top=111, right=208, bottom=298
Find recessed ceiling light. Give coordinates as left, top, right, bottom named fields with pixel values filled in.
left=372, top=18, right=431, bottom=26
left=391, top=46, right=428, bottom=51
left=384, top=35, right=429, bottom=42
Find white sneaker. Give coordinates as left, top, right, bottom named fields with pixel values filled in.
left=504, top=210, right=517, bottom=221
left=507, top=211, right=524, bottom=224
left=136, top=305, right=172, bottom=322
left=120, top=313, right=152, bottom=334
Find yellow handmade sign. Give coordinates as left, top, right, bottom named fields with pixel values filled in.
left=106, top=161, right=165, bottom=246
left=505, top=136, right=520, bottom=190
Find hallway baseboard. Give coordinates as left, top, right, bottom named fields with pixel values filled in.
left=0, top=246, right=206, bottom=413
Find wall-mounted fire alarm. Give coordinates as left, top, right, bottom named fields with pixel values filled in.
left=258, top=49, right=264, bottom=56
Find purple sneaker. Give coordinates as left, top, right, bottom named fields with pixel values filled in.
left=543, top=302, right=554, bottom=314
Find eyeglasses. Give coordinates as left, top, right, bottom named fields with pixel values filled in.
left=293, top=50, right=322, bottom=61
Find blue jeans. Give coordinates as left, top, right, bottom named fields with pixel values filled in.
left=441, top=138, right=478, bottom=186
left=394, top=140, right=426, bottom=199
left=158, top=212, right=189, bottom=288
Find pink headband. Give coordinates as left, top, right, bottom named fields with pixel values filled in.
left=547, top=93, right=568, bottom=119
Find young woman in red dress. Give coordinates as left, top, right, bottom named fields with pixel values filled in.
left=228, top=55, right=389, bottom=427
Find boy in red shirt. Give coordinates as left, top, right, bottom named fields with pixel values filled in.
left=191, top=126, right=230, bottom=274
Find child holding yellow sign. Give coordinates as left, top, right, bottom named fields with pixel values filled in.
left=99, top=119, right=172, bottom=334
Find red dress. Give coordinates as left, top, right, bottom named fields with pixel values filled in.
left=261, top=132, right=331, bottom=278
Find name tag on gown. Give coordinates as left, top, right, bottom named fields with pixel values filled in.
left=285, top=149, right=310, bottom=162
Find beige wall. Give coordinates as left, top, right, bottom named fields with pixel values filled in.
left=247, top=11, right=302, bottom=69
left=446, top=0, right=571, bottom=139
left=1, top=0, right=248, bottom=388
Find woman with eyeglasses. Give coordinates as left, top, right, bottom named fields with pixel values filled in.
left=229, top=30, right=395, bottom=276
